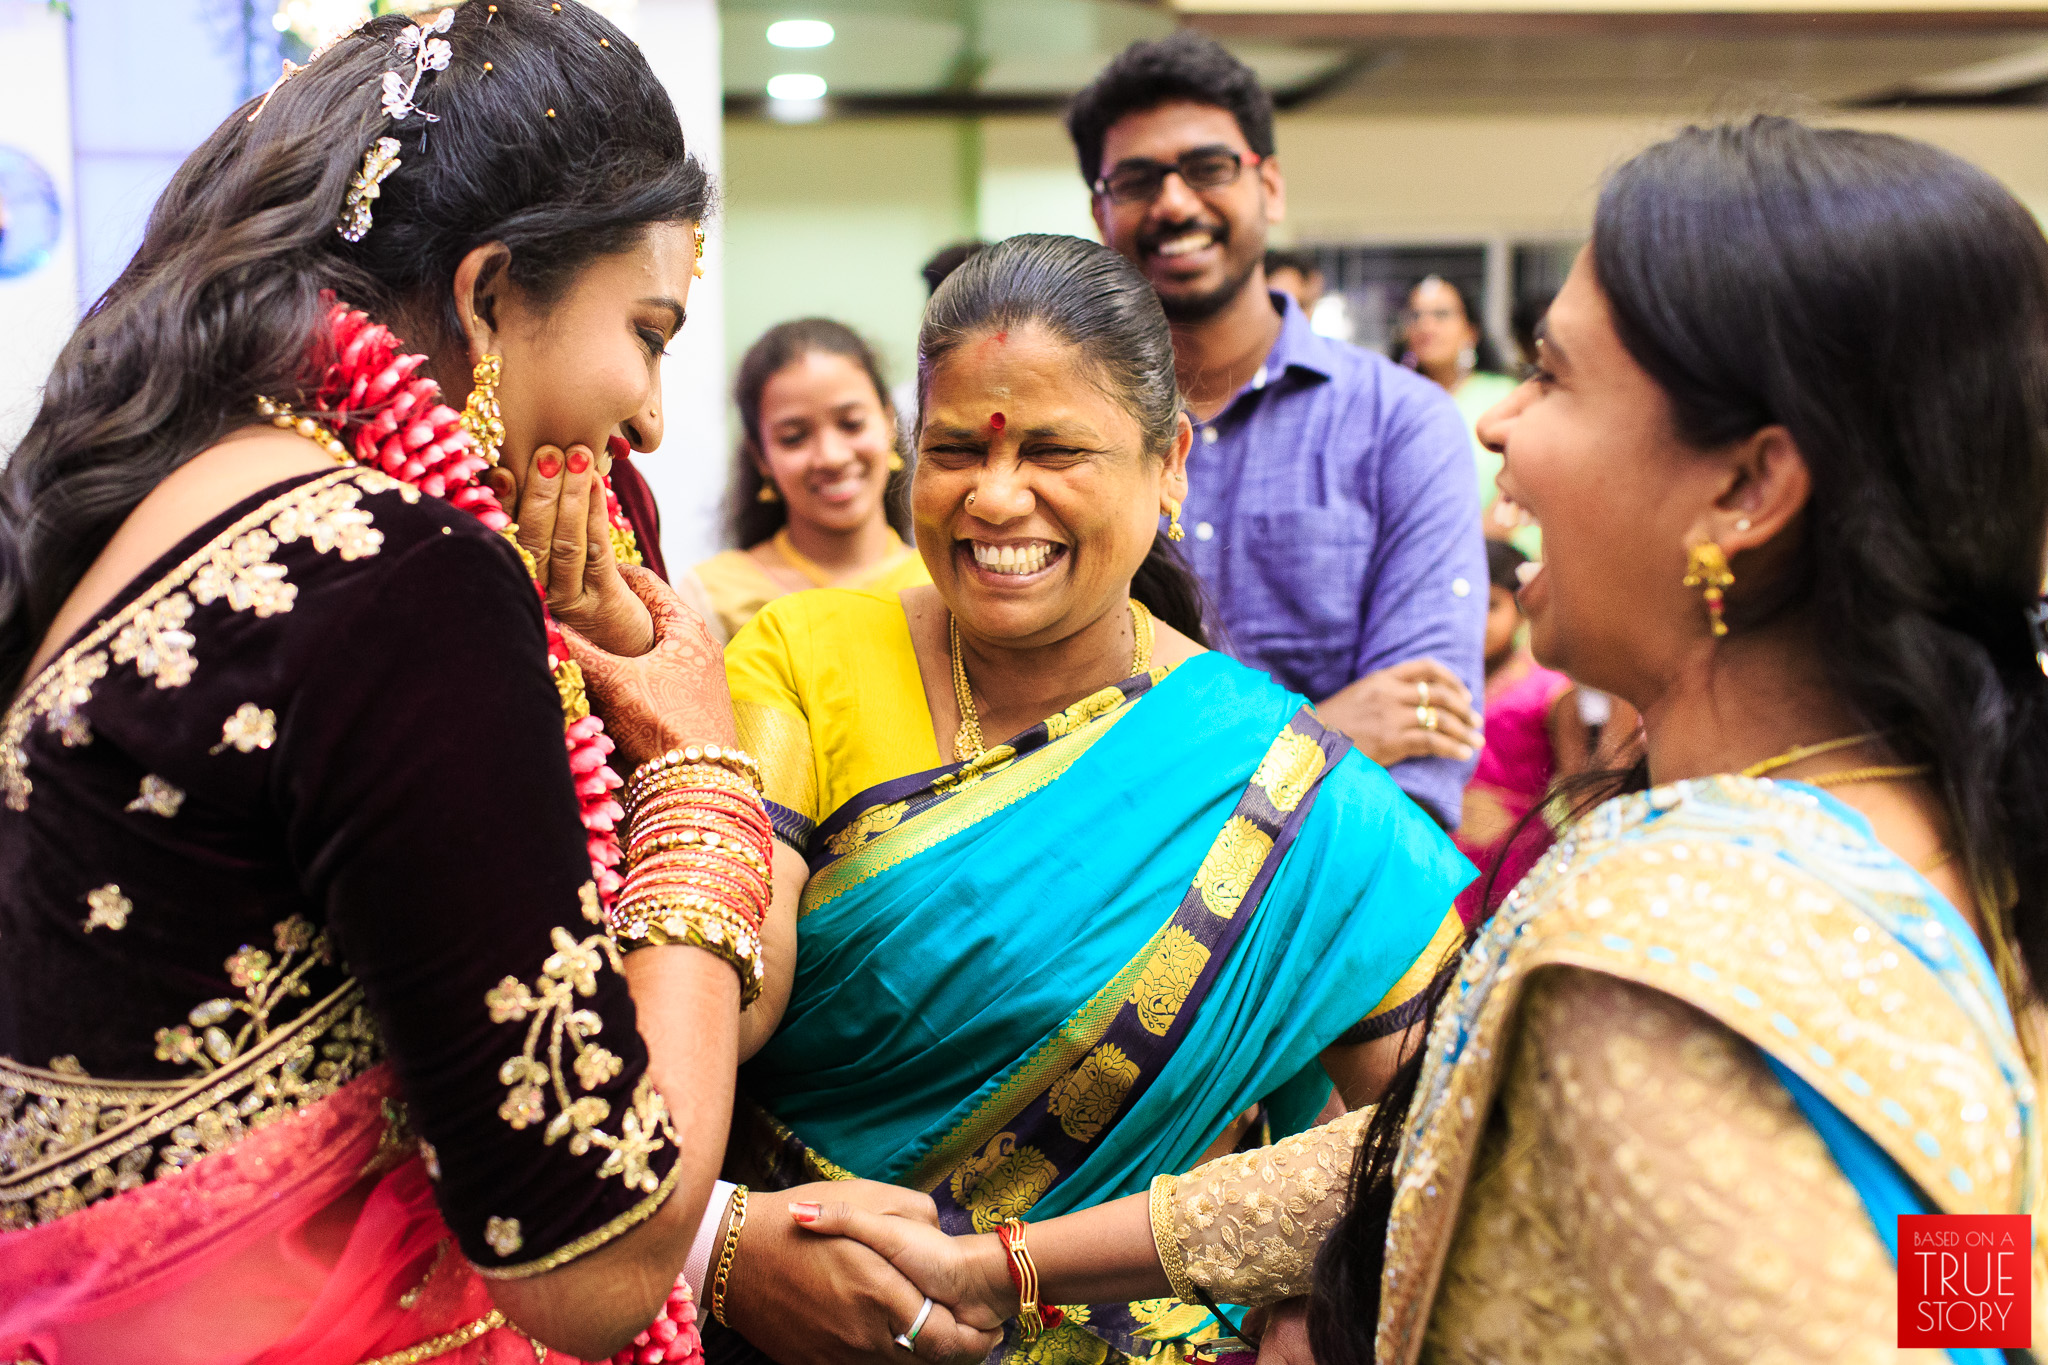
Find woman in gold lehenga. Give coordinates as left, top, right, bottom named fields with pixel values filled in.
left=798, top=115, right=2048, bottom=1365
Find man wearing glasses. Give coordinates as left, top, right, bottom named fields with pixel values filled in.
left=1066, top=32, right=1489, bottom=829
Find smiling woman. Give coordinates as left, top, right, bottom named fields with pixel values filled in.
left=703, top=234, right=1472, bottom=1365
left=678, top=319, right=925, bottom=643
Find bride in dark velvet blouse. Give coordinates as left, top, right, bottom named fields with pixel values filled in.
left=0, top=7, right=972, bottom=1363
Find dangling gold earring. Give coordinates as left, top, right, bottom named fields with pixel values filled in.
left=1164, top=498, right=1185, bottom=543
left=1682, top=541, right=1735, bottom=637
left=888, top=448, right=906, bottom=473
left=461, top=354, right=505, bottom=466
left=757, top=481, right=781, bottom=503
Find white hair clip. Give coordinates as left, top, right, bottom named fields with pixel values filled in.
left=382, top=8, right=454, bottom=122
left=335, top=8, right=454, bottom=241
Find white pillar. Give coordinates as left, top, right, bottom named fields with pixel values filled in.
left=619, top=0, right=726, bottom=570
left=0, top=0, right=80, bottom=454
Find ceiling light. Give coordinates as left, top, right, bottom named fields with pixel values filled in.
left=766, top=19, right=834, bottom=49
left=766, top=73, right=827, bottom=101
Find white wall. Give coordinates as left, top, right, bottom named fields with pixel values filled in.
left=0, top=1, right=79, bottom=454
left=631, top=0, right=728, bottom=568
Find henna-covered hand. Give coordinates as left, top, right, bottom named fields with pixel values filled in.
left=559, top=563, right=736, bottom=769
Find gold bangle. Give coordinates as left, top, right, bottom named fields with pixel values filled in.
left=711, top=1185, right=749, bottom=1326
left=627, top=745, right=763, bottom=804
left=626, top=829, right=772, bottom=876
left=610, top=906, right=765, bottom=1005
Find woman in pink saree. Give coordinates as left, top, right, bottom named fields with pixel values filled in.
left=0, top=5, right=767, bottom=1360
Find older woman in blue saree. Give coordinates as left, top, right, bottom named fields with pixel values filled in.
left=698, top=234, right=1472, bottom=1365
left=780, top=119, right=2048, bottom=1364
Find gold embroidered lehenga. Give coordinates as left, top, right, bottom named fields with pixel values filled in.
left=1143, top=775, right=2044, bottom=1363
left=0, top=469, right=679, bottom=1363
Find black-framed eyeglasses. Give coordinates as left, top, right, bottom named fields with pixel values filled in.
left=1093, top=146, right=1261, bottom=205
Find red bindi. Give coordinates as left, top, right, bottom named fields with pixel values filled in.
left=989, top=412, right=1006, bottom=431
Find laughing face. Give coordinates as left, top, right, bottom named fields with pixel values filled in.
left=913, top=322, right=1189, bottom=649
left=1091, top=100, right=1285, bottom=325
left=1478, top=249, right=1732, bottom=704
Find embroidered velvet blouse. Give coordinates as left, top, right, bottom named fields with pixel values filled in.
left=0, top=467, right=677, bottom=1276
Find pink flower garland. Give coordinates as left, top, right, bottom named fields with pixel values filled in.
left=310, top=300, right=627, bottom=907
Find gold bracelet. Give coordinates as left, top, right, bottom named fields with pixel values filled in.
left=627, top=745, right=763, bottom=805
left=710, top=1185, right=750, bottom=1326
left=627, top=769, right=764, bottom=821
left=610, top=905, right=765, bottom=1005
left=626, top=832, right=772, bottom=877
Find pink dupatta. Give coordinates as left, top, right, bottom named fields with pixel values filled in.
left=0, top=1065, right=583, bottom=1365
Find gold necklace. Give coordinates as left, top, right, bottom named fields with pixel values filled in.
left=771, top=527, right=903, bottom=590
left=950, top=598, right=1153, bottom=764
left=1739, top=732, right=1928, bottom=788
left=255, top=396, right=352, bottom=465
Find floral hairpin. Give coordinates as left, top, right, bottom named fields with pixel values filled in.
left=382, top=9, right=455, bottom=123
left=339, top=137, right=403, bottom=243
left=335, top=8, right=454, bottom=242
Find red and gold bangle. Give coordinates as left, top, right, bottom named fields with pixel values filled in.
left=627, top=830, right=772, bottom=875
left=997, top=1218, right=1064, bottom=1342
left=629, top=775, right=763, bottom=824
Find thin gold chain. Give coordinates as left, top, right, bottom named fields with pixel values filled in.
left=1738, top=732, right=1879, bottom=780
left=1805, top=763, right=1931, bottom=789
left=950, top=599, right=1153, bottom=764
left=772, top=527, right=905, bottom=590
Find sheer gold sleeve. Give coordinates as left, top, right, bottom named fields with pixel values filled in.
left=1148, top=1106, right=1372, bottom=1308
left=1425, top=968, right=1922, bottom=1364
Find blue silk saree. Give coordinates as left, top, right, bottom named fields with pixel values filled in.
left=731, top=651, right=1472, bottom=1363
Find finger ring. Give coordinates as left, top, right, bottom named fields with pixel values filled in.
left=894, top=1297, right=934, bottom=1353
left=1417, top=681, right=1431, bottom=707
left=1417, top=704, right=1438, bottom=732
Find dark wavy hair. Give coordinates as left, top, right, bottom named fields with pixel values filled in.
left=1065, top=31, right=1275, bottom=190
left=916, top=233, right=1210, bottom=645
left=1311, top=115, right=2048, bottom=1365
left=724, top=318, right=912, bottom=548
left=0, top=0, right=710, bottom=696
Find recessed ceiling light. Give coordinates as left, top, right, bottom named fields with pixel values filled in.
left=766, top=73, right=828, bottom=101
left=767, top=19, right=834, bottom=49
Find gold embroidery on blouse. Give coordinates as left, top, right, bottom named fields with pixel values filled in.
left=82, top=884, right=132, bottom=933
left=949, top=1131, right=1058, bottom=1232
left=0, top=470, right=397, bottom=811
left=1251, top=728, right=1324, bottom=813
left=0, top=979, right=380, bottom=1230
left=485, top=1215, right=524, bottom=1256
left=482, top=890, right=674, bottom=1209
left=1157, top=1106, right=1372, bottom=1309
left=111, top=594, right=199, bottom=688
left=1128, top=926, right=1209, bottom=1036
left=1194, top=817, right=1271, bottom=920
left=126, top=774, right=186, bottom=817
left=473, top=1153, right=686, bottom=1281
left=1047, top=1042, right=1140, bottom=1143
left=153, top=915, right=335, bottom=1071
left=2, top=651, right=109, bottom=811
left=192, top=527, right=297, bottom=616
left=211, top=703, right=277, bottom=754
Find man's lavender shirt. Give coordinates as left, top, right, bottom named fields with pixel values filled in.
left=1177, top=293, right=1487, bottom=826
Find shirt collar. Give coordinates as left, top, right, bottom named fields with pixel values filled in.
left=1261, top=288, right=1341, bottom=383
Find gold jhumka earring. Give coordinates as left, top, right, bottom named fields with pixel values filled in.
left=1683, top=541, right=1735, bottom=637
left=460, top=354, right=506, bottom=466
left=888, top=449, right=906, bottom=473
left=1164, top=499, right=1185, bottom=543
left=757, top=482, right=781, bottom=503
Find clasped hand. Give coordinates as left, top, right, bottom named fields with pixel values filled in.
left=724, top=1181, right=1008, bottom=1365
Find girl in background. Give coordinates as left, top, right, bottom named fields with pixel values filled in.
left=679, top=320, right=925, bottom=643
